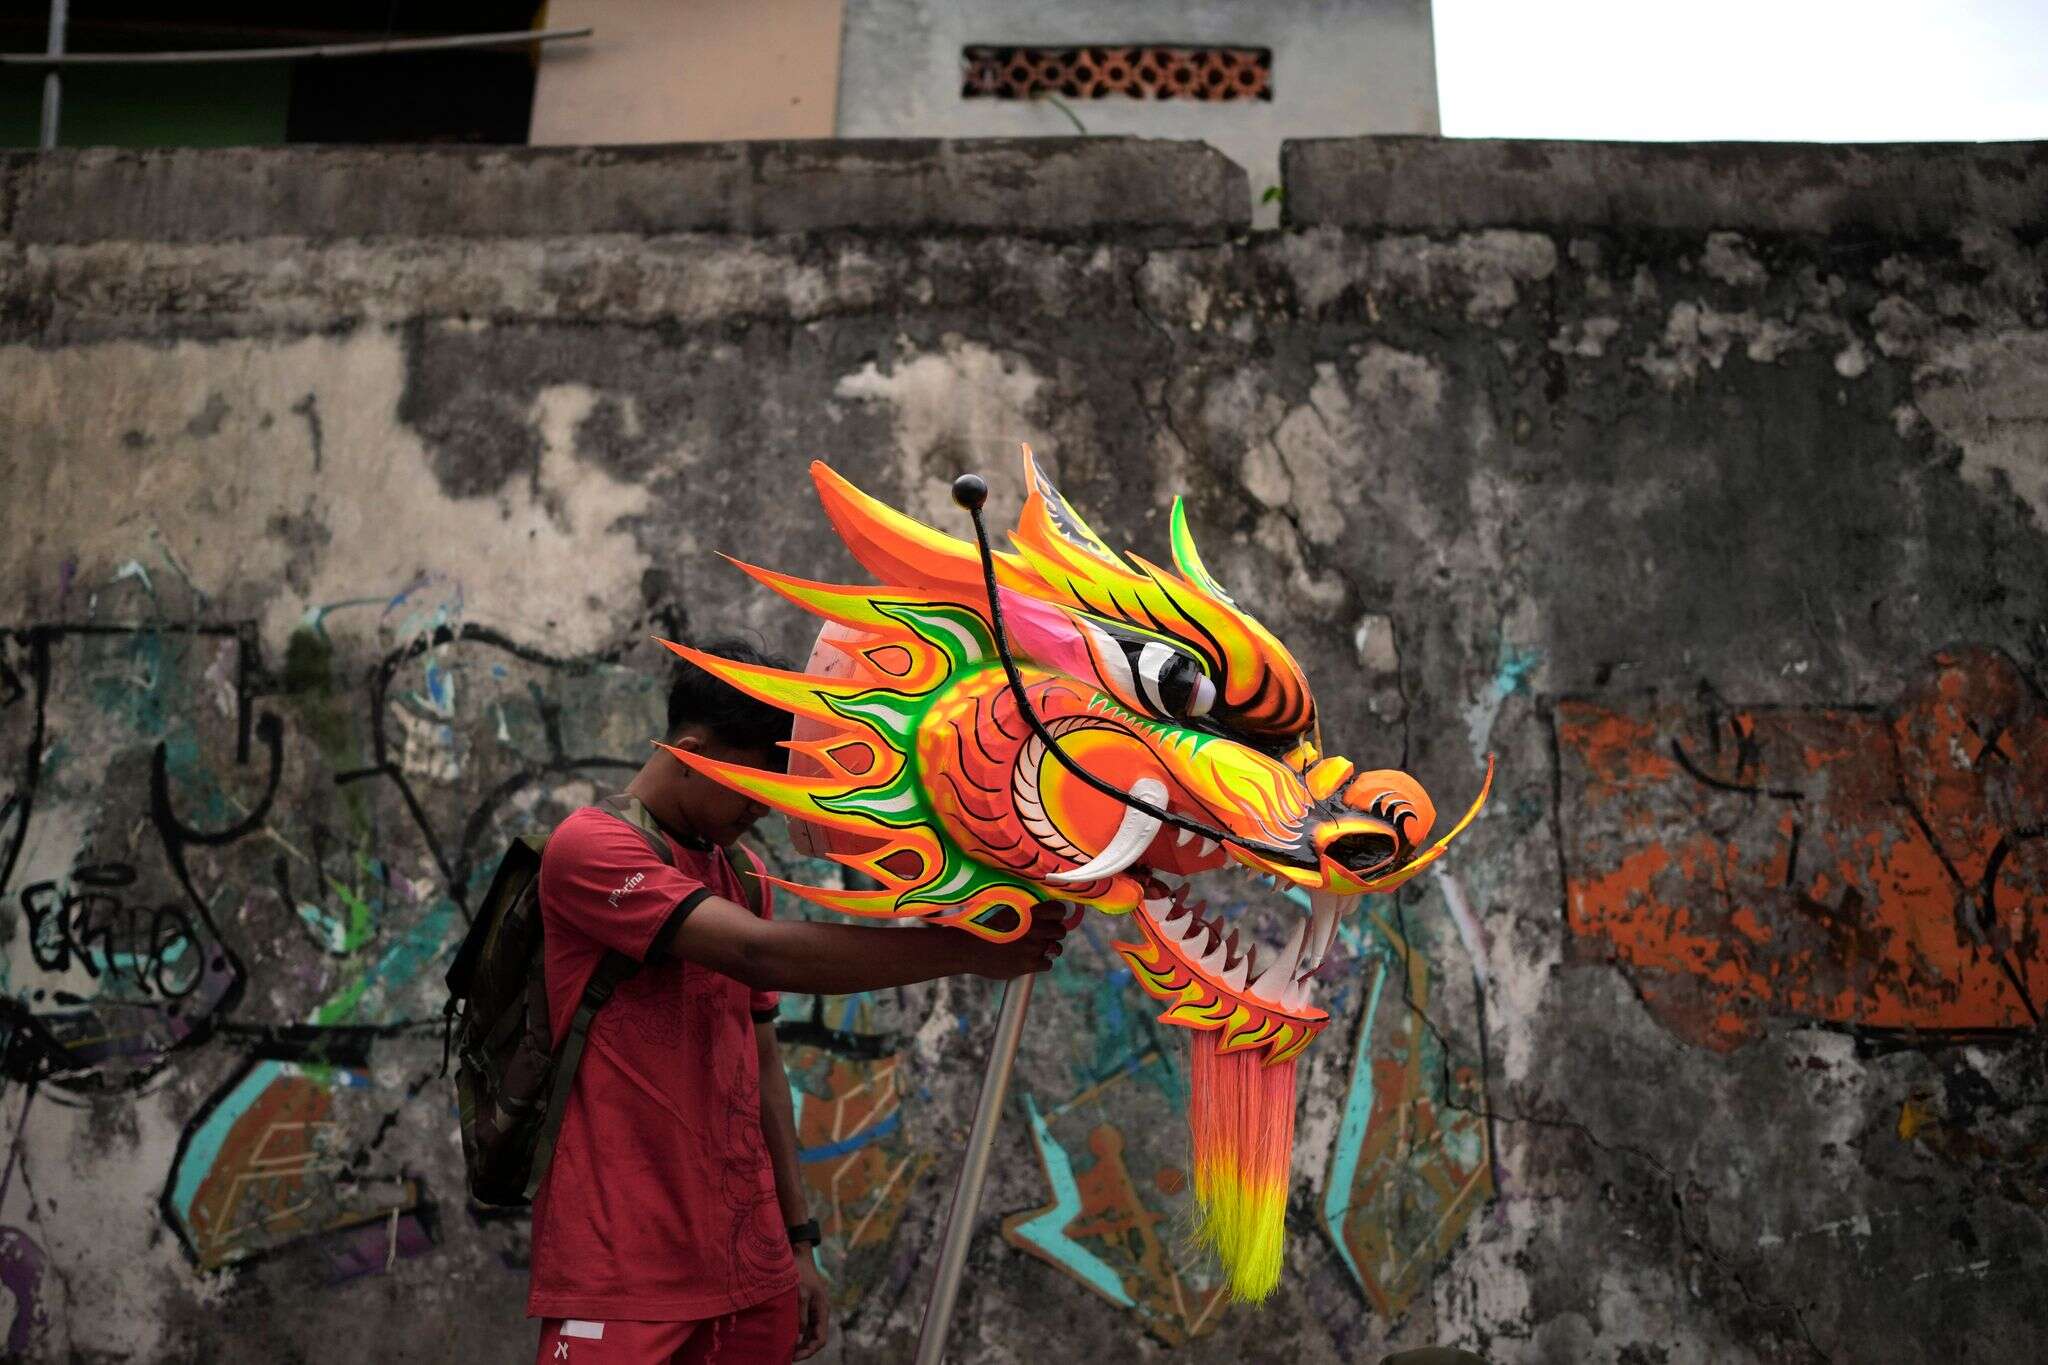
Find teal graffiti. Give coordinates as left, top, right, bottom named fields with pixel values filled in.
left=295, top=855, right=384, bottom=956
left=1320, top=953, right=1391, bottom=1292
left=1050, top=923, right=1185, bottom=1110
left=84, top=629, right=233, bottom=826
left=1008, top=1094, right=1135, bottom=1308
left=313, top=896, right=457, bottom=1027
left=167, top=1059, right=286, bottom=1224
left=1492, top=641, right=1540, bottom=698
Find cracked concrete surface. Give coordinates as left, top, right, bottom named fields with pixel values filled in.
left=1, top=139, right=2044, bottom=1362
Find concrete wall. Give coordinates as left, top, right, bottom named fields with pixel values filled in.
left=836, top=0, right=1440, bottom=225
left=0, top=136, right=2044, bottom=1363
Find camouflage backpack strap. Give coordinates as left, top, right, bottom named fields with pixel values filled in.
left=526, top=947, right=638, bottom=1199
left=597, top=793, right=678, bottom=861
left=722, top=841, right=765, bottom=917
left=524, top=796, right=678, bottom=1201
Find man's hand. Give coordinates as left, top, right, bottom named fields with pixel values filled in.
left=955, top=900, right=1079, bottom=980
left=794, top=1250, right=831, bottom=1360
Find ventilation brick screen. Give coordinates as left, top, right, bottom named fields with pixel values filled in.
left=962, top=46, right=1272, bottom=102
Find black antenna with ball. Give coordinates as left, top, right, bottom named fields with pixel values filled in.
left=949, top=472, right=1314, bottom=868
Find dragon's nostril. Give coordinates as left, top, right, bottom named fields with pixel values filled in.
left=1326, top=832, right=1398, bottom=873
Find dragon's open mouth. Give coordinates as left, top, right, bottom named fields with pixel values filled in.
left=1135, top=873, right=1331, bottom=1016
left=1114, top=860, right=1343, bottom=1065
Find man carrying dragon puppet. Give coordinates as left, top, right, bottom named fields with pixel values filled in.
left=649, top=446, right=1490, bottom=1324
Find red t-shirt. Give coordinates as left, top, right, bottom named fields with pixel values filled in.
left=527, top=807, right=798, bottom=1322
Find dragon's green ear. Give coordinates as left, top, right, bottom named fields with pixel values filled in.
left=1169, top=497, right=1237, bottom=605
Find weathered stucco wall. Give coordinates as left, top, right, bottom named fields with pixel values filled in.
left=835, top=0, right=1441, bottom=224
left=1, top=137, right=2043, bottom=1363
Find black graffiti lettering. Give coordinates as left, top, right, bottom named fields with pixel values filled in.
left=8, top=613, right=704, bottom=1277
left=20, top=881, right=67, bottom=973
left=64, top=890, right=125, bottom=979
left=153, top=904, right=204, bottom=998
left=17, top=868, right=201, bottom=1000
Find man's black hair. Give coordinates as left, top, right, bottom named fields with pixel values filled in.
left=665, top=637, right=793, bottom=752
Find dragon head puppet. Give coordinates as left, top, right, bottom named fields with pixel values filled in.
left=661, top=449, right=1489, bottom=1302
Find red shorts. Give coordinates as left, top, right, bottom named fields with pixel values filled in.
left=536, top=1289, right=799, bottom=1365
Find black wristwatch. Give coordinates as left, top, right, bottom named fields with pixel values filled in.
left=787, top=1218, right=821, bottom=1248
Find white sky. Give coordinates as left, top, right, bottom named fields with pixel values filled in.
left=1434, top=0, right=2048, bottom=141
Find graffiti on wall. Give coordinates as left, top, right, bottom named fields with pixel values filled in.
left=1555, top=646, right=2046, bottom=1051
left=1, top=571, right=1510, bottom=1351
left=1001, top=881, right=1495, bottom=1343
left=0, top=575, right=675, bottom=1318
left=777, top=982, right=936, bottom=1321
left=1319, top=899, right=1492, bottom=1321
left=0, top=622, right=253, bottom=1091
left=0, top=569, right=983, bottom=1350
left=1002, top=918, right=1226, bottom=1346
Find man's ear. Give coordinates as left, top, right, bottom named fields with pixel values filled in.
left=664, top=732, right=704, bottom=754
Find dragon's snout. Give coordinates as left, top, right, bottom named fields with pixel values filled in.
left=1273, top=763, right=1443, bottom=890
left=1326, top=830, right=1400, bottom=874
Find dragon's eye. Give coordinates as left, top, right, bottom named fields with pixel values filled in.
left=1133, top=642, right=1216, bottom=719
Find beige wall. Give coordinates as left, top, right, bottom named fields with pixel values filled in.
left=530, top=0, right=843, bottom=144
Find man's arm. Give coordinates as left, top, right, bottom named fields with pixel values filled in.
left=757, top=1020, right=830, bottom=1360
left=664, top=898, right=1071, bottom=994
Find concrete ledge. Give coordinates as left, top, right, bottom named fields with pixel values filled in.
left=2, top=138, right=1250, bottom=245
left=1283, top=137, right=2048, bottom=235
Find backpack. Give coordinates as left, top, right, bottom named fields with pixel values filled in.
left=444, top=794, right=765, bottom=1209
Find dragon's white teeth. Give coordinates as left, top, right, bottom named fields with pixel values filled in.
left=1176, top=827, right=1196, bottom=847
left=1221, top=951, right=1251, bottom=991
left=1216, top=930, right=1251, bottom=990
left=1284, top=970, right=1317, bottom=1014
left=1196, top=938, right=1230, bottom=975
left=1306, top=890, right=1343, bottom=972
left=1142, top=896, right=1170, bottom=916
left=1047, top=779, right=1166, bottom=884
left=1249, top=919, right=1307, bottom=1004
left=1197, top=837, right=1219, bottom=857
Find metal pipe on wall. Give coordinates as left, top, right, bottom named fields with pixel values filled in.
left=2, top=26, right=591, bottom=68
left=39, top=0, right=66, bottom=149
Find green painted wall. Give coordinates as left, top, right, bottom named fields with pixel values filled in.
left=0, top=62, right=289, bottom=148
